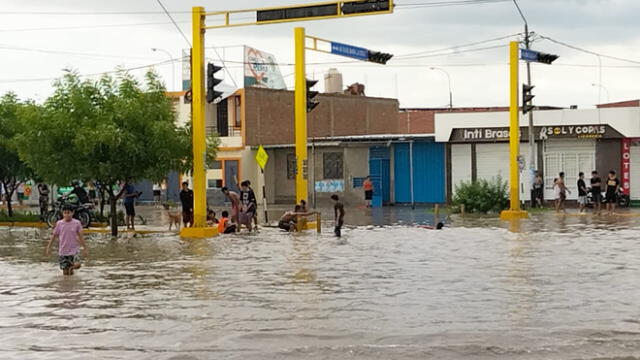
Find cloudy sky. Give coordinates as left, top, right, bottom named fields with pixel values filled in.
left=1, top=0, right=639, bottom=108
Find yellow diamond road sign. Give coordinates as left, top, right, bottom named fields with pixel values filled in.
left=255, top=145, right=269, bottom=170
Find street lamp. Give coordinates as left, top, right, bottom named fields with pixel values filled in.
left=429, top=66, right=452, bottom=109
left=151, top=48, right=175, bottom=91
left=592, top=83, right=610, bottom=104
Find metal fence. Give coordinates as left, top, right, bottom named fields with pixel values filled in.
left=206, top=125, right=241, bottom=137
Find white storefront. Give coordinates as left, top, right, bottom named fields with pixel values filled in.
left=436, top=107, right=640, bottom=203
left=542, top=139, right=595, bottom=200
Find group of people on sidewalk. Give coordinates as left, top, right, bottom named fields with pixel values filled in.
left=532, top=170, right=622, bottom=215
left=218, top=181, right=258, bottom=234
left=174, top=180, right=257, bottom=235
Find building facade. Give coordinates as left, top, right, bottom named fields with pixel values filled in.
left=435, top=105, right=640, bottom=204
left=173, top=87, right=450, bottom=207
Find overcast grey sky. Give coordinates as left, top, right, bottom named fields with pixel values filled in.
left=1, top=0, right=638, bottom=108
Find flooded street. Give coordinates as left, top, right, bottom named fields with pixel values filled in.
left=1, top=208, right=640, bottom=359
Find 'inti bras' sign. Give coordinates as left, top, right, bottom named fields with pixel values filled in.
left=449, top=125, right=623, bottom=143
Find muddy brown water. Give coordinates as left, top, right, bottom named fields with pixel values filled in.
left=1, top=209, right=640, bottom=359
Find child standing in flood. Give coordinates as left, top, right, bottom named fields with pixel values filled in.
left=46, top=206, right=88, bottom=275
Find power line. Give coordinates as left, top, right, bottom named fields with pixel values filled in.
left=393, top=44, right=509, bottom=61
left=0, top=21, right=187, bottom=33
left=396, top=0, right=511, bottom=9
left=0, top=57, right=184, bottom=84
left=539, top=35, right=640, bottom=65
left=0, top=0, right=515, bottom=33
left=393, top=33, right=521, bottom=59
left=0, top=10, right=191, bottom=15
left=0, top=0, right=512, bottom=15
left=0, top=43, right=158, bottom=61
left=5, top=59, right=640, bottom=85
left=155, top=0, right=191, bottom=47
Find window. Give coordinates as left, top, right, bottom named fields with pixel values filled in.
left=208, top=160, right=222, bottom=169
left=287, top=154, right=296, bottom=180
left=208, top=179, right=223, bottom=188
left=323, top=152, right=344, bottom=179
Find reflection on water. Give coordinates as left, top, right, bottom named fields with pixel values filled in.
left=1, top=211, right=640, bottom=359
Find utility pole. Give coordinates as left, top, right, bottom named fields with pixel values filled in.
left=513, top=0, right=535, bottom=207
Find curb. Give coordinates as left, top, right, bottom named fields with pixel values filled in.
left=0, top=221, right=48, bottom=228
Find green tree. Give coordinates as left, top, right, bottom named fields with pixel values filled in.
left=0, top=93, right=34, bottom=217
left=16, top=69, right=212, bottom=236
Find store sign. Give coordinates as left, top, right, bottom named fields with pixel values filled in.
left=450, top=125, right=623, bottom=143
left=450, top=127, right=524, bottom=142
left=621, top=138, right=631, bottom=195
left=538, top=125, right=607, bottom=140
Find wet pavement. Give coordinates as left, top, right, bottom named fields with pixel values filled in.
left=1, top=206, right=640, bottom=359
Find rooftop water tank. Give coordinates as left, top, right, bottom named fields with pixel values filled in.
left=324, top=68, right=343, bottom=94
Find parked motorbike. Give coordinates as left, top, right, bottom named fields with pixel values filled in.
left=46, top=194, right=94, bottom=228
left=586, top=188, right=629, bottom=208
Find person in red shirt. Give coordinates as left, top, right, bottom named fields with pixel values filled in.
left=363, top=176, right=373, bottom=208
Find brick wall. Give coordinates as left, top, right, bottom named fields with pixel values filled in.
left=597, top=100, right=640, bottom=109
left=244, top=87, right=399, bottom=146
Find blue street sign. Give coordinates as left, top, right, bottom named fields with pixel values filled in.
left=330, top=42, right=369, bottom=61
left=520, top=48, right=539, bottom=62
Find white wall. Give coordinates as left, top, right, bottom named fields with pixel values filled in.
left=435, top=107, right=640, bottom=142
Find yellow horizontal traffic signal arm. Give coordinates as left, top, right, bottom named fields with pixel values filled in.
left=304, top=35, right=332, bottom=54
left=203, top=0, right=393, bottom=30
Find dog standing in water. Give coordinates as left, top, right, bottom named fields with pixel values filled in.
left=167, top=211, right=181, bottom=231
left=162, top=203, right=182, bottom=231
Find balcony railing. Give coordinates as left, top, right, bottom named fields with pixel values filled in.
left=206, top=125, right=241, bottom=137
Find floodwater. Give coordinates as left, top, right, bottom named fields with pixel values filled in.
left=1, top=208, right=640, bottom=359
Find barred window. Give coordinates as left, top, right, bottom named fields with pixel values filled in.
left=323, top=152, right=343, bottom=179
left=287, top=154, right=296, bottom=180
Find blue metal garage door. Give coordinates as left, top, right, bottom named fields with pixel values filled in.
left=394, top=142, right=445, bottom=203
left=369, top=146, right=391, bottom=205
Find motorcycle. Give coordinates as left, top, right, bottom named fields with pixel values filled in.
left=586, top=188, right=629, bottom=208
left=46, top=194, right=94, bottom=228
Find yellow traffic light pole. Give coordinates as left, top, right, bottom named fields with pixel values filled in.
left=182, top=1, right=393, bottom=237
left=294, top=27, right=309, bottom=204
left=500, top=41, right=528, bottom=220
left=181, top=7, right=216, bottom=238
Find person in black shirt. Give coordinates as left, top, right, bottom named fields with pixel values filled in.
left=590, top=170, right=602, bottom=215
left=239, top=181, right=256, bottom=232
left=179, top=181, right=194, bottom=227
left=331, top=194, right=345, bottom=237
left=245, top=180, right=259, bottom=228
left=605, top=170, right=620, bottom=215
left=577, top=172, right=587, bottom=213
left=70, top=180, right=90, bottom=204
left=37, top=183, right=50, bottom=220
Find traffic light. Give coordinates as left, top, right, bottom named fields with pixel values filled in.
left=256, top=0, right=392, bottom=22
left=342, top=0, right=391, bottom=14
left=522, top=84, right=535, bottom=114
left=306, top=79, right=319, bottom=113
left=368, top=50, right=393, bottom=64
left=537, top=52, right=559, bottom=65
left=206, top=63, right=223, bottom=104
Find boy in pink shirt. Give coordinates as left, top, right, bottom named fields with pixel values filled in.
left=46, top=206, right=88, bottom=275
